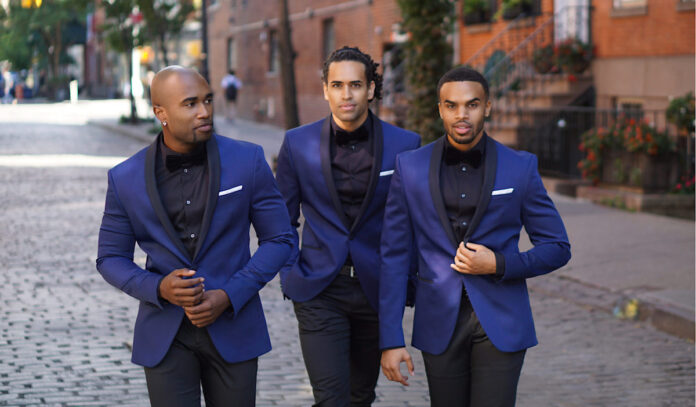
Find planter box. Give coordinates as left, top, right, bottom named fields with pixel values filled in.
left=464, top=10, right=489, bottom=25
left=502, top=4, right=533, bottom=20
left=601, top=149, right=679, bottom=192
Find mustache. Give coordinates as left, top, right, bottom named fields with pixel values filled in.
left=453, top=121, right=472, bottom=127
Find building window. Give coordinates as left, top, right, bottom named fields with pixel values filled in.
left=611, top=0, right=648, bottom=16
left=227, top=37, right=236, bottom=71
left=268, top=29, right=279, bottom=73
left=322, top=18, right=335, bottom=62
left=613, top=0, right=647, bottom=7
left=677, top=0, right=695, bottom=12
left=617, top=98, right=644, bottom=120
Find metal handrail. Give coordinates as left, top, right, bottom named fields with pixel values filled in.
left=483, top=5, right=592, bottom=104
left=464, top=12, right=533, bottom=68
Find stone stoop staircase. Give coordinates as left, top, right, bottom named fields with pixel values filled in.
left=465, top=5, right=594, bottom=148
left=489, top=72, right=594, bottom=147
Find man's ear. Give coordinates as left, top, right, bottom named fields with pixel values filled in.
left=367, top=80, right=375, bottom=101
left=153, top=105, right=166, bottom=123
left=322, top=82, right=329, bottom=101
left=484, top=99, right=492, bottom=118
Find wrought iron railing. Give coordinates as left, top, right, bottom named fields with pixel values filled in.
left=478, top=5, right=592, bottom=105
left=464, top=12, right=542, bottom=74
left=516, top=107, right=692, bottom=180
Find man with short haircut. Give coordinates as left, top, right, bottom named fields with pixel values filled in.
left=96, top=66, right=295, bottom=406
left=379, top=66, right=571, bottom=406
left=221, top=69, right=242, bottom=122
left=276, top=47, right=420, bottom=406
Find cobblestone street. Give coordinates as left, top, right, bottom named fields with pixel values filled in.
left=0, top=102, right=693, bottom=406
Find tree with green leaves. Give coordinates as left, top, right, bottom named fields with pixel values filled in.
left=138, top=0, right=194, bottom=68
left=0, top=0, right=88, bottom=98
left=101, top=0, right=143, bottom=123
left=396, top=0, right=454, bottom=142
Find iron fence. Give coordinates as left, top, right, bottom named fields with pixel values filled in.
left=511, top=106, right=694, bottom=180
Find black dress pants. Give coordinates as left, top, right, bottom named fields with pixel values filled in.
left=144, top=318, right=258, bottom=407
left=293, top=274, right=381, bottom=407
left=422, top=296, right=526, bottom=407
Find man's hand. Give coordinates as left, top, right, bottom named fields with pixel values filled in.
left=184, top=289, right=231, bottom=328
left=381, top=347, right=414, bottom=386
left=159, top=269, right=205, bottom=307
left=450, top=242, right=497, bottom=275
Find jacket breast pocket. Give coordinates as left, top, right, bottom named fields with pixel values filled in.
left=218, top=185, right=244, bottom=198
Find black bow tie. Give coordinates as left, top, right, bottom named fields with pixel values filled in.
left=335, top=125, right=369, bottom=146
left=444, top=145, right=483, bottom=168
left=165, top=150, right=205, bottom=172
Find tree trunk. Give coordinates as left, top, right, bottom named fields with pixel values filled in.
left=124, top=27, right=138, bottom=124
left=159, top=32, right=169, bottom=67
left=278, top=0, right=299, bottom=129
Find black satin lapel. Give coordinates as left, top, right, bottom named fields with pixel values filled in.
left=349, top=114, right=383, bottom=234
left=320, top=115, right=350, bottom=229
left=464, top=135, right=498, bottom=241
left=193, top=135, right=220, bottom=262
left=145, top=134, right=191, bottom=262
left=428, top=137, right=458, bottom=248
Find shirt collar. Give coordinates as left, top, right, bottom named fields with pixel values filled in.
left=331, top=113, right=372, bottom=146
left=158, top=134, right=207, bottom=172
left=443, top=133, right=487, bottom=168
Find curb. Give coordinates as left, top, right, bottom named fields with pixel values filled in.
left=530, top=273, right=694, bottom=341
left=87, top=119, right=155, bottom=144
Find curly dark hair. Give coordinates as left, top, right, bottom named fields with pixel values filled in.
left=321, top=46, right=383, bottom=101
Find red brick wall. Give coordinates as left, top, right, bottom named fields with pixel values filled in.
left=459, top=0, right=554, bottom=64
left=208, top=0, right=406, bottom=128
left=592, top=1, right=695, bottom=58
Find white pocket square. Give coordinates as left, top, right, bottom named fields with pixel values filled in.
left=379, top=170, right=394, bottom=177
left=492, top=188, right=514, bottom=196
left=219, top=185, right=243, bottom=196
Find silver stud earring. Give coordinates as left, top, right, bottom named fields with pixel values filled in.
left=162, top=121, right=167, bottom=126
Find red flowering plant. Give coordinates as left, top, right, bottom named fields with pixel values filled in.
left=578, top=116, right=675, bottom=184
left=555, top=38, right=593, bottom=74
left=671, top=175, right=695, bottom=194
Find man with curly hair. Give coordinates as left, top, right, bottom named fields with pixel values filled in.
left=276, top=46, right=420, bottom=406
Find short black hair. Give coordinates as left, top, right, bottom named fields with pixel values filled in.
left=437, top=66, right=489, bottom=100
left=321, top=46, right=382, bottom=101
left=228, top=69, right=236, bottom=75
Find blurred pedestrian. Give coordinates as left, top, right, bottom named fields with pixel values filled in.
left=221, top=69, right=242, bottom=122
left=379, top=66, right=571, bottom=407
left=275, top=46, right=420, bottom=406
left=3, top=68, right=13, bottom=104
left=96, top=66, right=295, bottom=407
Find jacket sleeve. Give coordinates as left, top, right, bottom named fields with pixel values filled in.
left=404, top=134, right=421, bottom=306
left=378, top=156, right=413, bottom=349
left=274, top=134, right=301, bottom=282
left=501, top=155, right=571, bottom=281
left=221, top=145, right=297, bottom=313
left=96, top=170, right=164, bottom=309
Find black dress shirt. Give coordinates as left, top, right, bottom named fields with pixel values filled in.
left=440, top=135, right=504, bottom=276
left=330, top=115, right=373, bottom=227
left=155, top=136, right=209, bottom=259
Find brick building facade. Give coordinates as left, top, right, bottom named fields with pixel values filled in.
left=207, top=0, right=407, bottom=128
left=458, top=0, right=695, bottom=111
left=590, top=0, right=694, bottom=110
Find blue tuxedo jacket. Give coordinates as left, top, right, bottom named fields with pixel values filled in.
left=275, top=113, right=420, bottom=310
left=96, top=134, right=295, bottom=367
left=379, top=135, right=571, bottom=354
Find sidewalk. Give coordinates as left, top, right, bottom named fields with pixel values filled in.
left=89, top=115, right=696, bottom=341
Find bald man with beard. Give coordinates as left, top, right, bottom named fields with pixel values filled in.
left=96, top=66, right=296, bottom=406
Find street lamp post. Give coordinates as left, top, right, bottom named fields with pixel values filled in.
left=200, top=0, right=209, bottom=82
